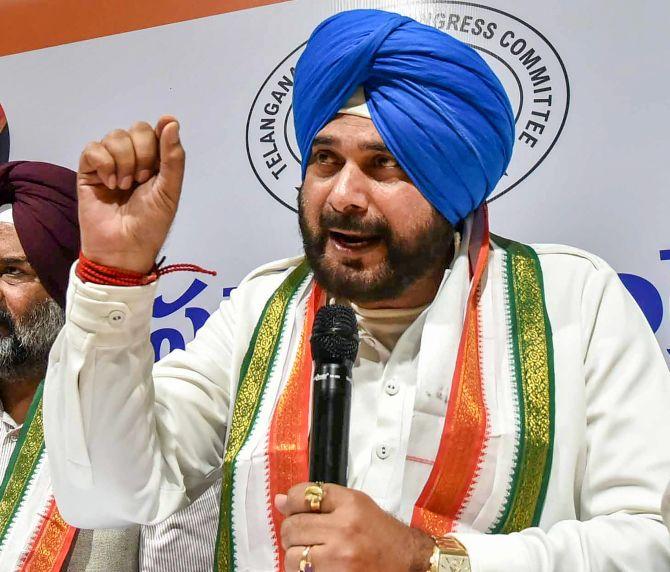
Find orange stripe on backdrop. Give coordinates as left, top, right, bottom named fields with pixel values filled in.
left=0, top=0, right=291, bottom=57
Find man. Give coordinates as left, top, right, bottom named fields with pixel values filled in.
left=0, top=161, right=219, bottom=570
left=43, top=10, right=670, bottom=572
left=0, top=160, right=140, bottom=570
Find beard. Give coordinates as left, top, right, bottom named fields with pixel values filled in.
left=298, top=193, right=455, bottom=304
left=0, top=299, right=64, bottom=382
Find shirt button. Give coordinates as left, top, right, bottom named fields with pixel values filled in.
left=384, top=380, right=399, bottom=396
left=108, top=310, right=126, bottom=325
left=375, top=444, right=391, bottom=460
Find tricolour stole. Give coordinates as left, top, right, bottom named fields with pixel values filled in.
left=0, top=383, right=78, bottom=571
left=214, top=207, right=555, bottom=571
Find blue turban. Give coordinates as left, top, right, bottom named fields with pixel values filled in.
left=293, top=9, right=515, bottom=224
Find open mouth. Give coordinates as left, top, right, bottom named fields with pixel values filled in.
left=329, top=230, right=383, bottom=251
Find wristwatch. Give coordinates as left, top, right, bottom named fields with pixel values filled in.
left=428, top=536, right=471, bottom=572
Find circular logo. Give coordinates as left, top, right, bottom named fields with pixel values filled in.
left=247, top=2, right=570, bottom=211
left=0, top=104, right=9, bottom=163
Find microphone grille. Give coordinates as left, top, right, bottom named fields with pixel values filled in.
left=311, top=305, right=359, bottom=363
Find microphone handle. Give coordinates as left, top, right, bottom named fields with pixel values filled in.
left=309, top=362, right=352, bottom=485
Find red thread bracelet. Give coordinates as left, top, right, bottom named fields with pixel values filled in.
left=76, top=253, right=217, bottom=286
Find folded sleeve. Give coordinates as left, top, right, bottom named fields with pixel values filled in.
left=44, top=270, right=234, bottom=528
left=453, top=261, right=670, bottom=571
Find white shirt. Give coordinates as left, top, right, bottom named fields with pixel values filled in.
left=345, top=299, right=430, bottom=513
left=43, top=244, right=670, bottom=571
left=0, top=399, right=21, bottom=482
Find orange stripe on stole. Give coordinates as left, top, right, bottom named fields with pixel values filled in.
left=267, top=284, right=323, bottom=570
left=20, top=500, right=77, bottom=572
left=411, top=207, right=491, bottom=537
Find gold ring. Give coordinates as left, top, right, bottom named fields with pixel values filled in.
left=299, top=545, right=314, bottom=572
left=304, top=482, right=325, bottom=513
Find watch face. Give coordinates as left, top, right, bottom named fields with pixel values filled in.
left=439, top=554, right=471, bottom=572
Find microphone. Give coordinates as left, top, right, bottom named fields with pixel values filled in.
left=309, top=304, right=359, bottom=486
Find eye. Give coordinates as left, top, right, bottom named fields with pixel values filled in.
left=3, top=266, right=23, bottom=277
left=374, top=155, right=399, bottom=169
left=314, top=151, right=337, bottom=165
left=0, top=266, right=32, bottom=285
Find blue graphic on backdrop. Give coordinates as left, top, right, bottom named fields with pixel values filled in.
left=619, top=248, right=668, bottom=356
left=150, top=279, right=236, bottom=361
left=150, top=248, right=670, bottom=361
left=619, top=274, right=663, bottom=333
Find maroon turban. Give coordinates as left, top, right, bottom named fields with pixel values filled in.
left=0, top=161, right=80, bottom=309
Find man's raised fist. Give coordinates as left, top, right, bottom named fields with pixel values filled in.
left=77, top=115, right=186, bottom=274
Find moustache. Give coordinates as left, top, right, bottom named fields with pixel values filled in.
left=318, top=210, right=391, bottom=239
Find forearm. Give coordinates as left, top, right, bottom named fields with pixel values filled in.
left=44, top=274, right=193, bottom=527
left=409, top=527, right=435, bottom=572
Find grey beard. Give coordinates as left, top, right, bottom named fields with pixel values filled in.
left=0, top=299, right=64, bottom=383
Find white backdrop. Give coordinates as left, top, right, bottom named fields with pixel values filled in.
left=1, top=0, right=668, bottom=364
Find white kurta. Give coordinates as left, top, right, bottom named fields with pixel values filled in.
left=43, top=243, right=670, bottom=572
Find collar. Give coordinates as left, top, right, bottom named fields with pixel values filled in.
left=0, top=397, right=20, bottom=431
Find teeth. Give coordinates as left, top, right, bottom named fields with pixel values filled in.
left=331, top=231, right=374, bottom=242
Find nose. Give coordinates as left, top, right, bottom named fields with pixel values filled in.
left=326, top=162, right=371, bottom=216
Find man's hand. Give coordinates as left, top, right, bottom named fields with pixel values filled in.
left=277, top=482, right=434, bottom=572
left=77, top=116, right=185, bottom=274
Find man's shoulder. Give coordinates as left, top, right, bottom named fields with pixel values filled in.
left=529, top=243, right=612, bottom=274
left=204, top=255, right=307, bottom=343
left=522, top=243, right=623, bottom=303
left=493, top=239, right=619, bottom=292
left=231, top=254, right=307, bottom=304
left=240, top=254, right=306, bottom=285
left=493, top=238, right=612, bottom=273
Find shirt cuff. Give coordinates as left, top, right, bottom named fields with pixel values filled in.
left=452, top=532, right=531, bottom=572
left=66, top=267, right=158, bottom=347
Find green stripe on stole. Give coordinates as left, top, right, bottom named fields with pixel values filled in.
left=212, top=240, right=554, bottom=565
left=491, top=236, right=555, bottom=533
left=0, top=381, right=46, bottom=543
left=214, top=261, right=311, bottom=572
